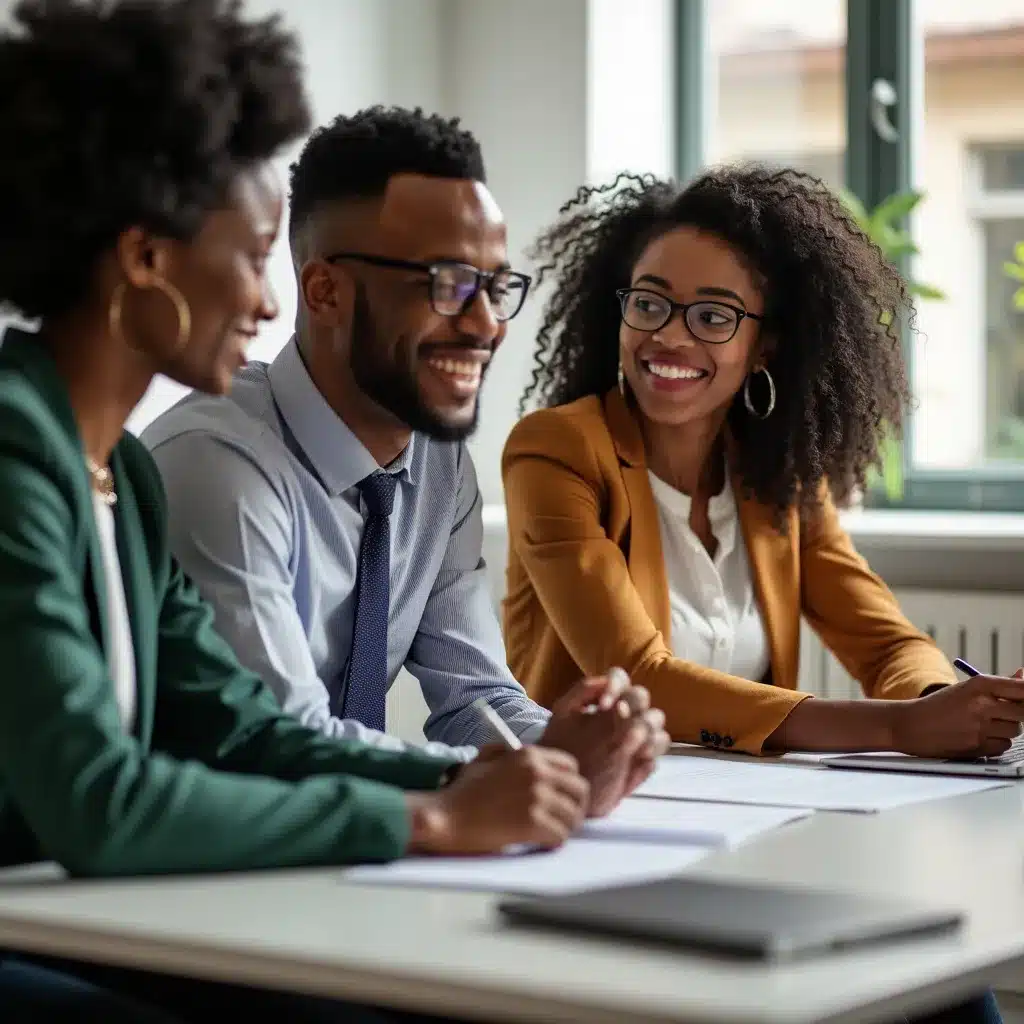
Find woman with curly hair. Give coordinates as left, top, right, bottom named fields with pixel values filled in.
left=0, top=2, right=589, bottom=1020
left=504, top=166, right=1024, bottom=764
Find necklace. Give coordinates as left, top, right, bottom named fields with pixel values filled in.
left=86, top=457, right=117, bottom=507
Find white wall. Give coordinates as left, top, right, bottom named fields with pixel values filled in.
left=587, top=0, right=675, bottom=186
left=446, top=0, right=590, bottom=501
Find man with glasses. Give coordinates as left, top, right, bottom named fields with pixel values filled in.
left=142, top=107, right=667, bottom=817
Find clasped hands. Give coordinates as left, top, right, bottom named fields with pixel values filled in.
left=406, top=669, right=670, bottom=857
left=536, top=668, right=669, bottom=816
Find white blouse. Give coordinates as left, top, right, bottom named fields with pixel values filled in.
left=647, top=470, right=771, bottom=682
left=91, top=492, right=137, bottom=731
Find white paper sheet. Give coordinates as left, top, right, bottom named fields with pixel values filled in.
left=579, top=797, right=812, bottom=846
left=633, top=755, right=1009, bottom=812
left=342, top=838, right=709, bottom=894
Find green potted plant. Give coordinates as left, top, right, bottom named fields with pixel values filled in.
left=1005, top=241, right=1024, bottom=312
left=837, top=188, right=947, bottom=505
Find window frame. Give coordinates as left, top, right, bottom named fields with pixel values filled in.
left=972, top=148, right=1024, bottom=468
left=674, top=0, right=1024, bottom=512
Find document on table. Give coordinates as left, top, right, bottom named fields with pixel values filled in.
left=633, top=755, right=1009, bottom=813
left=342, top=839, right=709, bottom=895
left=578, top=797, right=812, bottom=847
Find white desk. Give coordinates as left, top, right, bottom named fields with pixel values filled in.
left=1, top=761, right=1023, bottom=1023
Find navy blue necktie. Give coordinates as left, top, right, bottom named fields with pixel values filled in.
left=341, top=472, right=397, bottom=731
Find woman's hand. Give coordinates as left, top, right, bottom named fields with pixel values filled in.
left=890, top=674, right=1024, bottom=759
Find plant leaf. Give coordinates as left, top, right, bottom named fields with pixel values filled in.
left=1005, top=261, right=1024, bottom=282
left=911, top=281, right=947, bottom=300
left=1015, top=240, right=1024, bottom=263
left=838, top=187, right=869, bottom=226
left=885, top=239, right=919, bottom=259
left=877, top=434, right=904, bottom=502
left=872, top=190, right=924, bottom=226
left=1014, top=287, right=1024, bottom=311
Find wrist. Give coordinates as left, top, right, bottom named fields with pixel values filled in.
left=405, top=793, right=452, bottom=855
left=878, top=698, right=907, bottom=751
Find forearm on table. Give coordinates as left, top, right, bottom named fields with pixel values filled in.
left=764, top=697, right=899, bottom=753
left=307, top=702, right=479, bottom=763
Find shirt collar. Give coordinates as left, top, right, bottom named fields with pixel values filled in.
left=268, top=336, right=418, bottom=496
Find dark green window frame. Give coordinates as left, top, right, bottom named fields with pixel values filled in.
left=674, top=0, right=1024, bottom=512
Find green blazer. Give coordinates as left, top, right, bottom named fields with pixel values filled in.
left=0, top=329, right=452, bottom=876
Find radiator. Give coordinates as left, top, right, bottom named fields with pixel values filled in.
left=800, top=589, right=1024, bottom=700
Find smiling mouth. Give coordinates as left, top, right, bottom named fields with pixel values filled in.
left=641, top=358, right=709, bottom=381
left=423, top=355, right=487, bottom=398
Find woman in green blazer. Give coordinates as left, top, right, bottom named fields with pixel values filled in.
left=0, top=2, right=611, bottom=1020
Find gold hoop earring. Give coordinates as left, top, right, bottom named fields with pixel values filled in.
left=109, top=277, right=192, bottom=358
left=617, top=361, right=626, bottom=395
left=743, top=366, right=776, bottom=419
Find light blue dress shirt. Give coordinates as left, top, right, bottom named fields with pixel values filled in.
left=141, top=338, right=550, bottom=760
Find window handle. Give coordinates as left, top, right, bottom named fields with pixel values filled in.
left=871, top=78, right=900, bottom=144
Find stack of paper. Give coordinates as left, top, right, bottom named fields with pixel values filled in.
left=341, top=795, right=810, bottom=895
left=342, top=838, right=709, bottom=895
left=579, top=797, right=811, bottom=846
left=633, top=755, right=1009, bottom=812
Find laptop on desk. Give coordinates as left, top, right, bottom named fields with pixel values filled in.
left=822, top=733, right=1024, bottom=779
left=498, top=877, right=962, bottom=961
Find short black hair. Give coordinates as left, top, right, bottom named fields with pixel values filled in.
left=0, top=0, right=310, bottom=321
left=521, top=166, right=914, bottom=518
left=288, top=105, right=486, bottom=240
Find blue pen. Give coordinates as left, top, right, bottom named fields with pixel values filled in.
left=953, top=657, right=981, bottom=677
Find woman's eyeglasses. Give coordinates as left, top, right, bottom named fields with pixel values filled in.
left=327, top=252, right=532, bottom=322
left=616, top=287, right=763, bottom=344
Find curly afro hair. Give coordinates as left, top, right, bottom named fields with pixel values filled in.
left=0, top=0, right=310, bottom=321
left=288, top=105, right=485, bottom=240
left=520, top=166, right=914, bottom=517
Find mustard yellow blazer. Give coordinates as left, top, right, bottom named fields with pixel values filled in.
left=501, top=389, right=956, bottom=754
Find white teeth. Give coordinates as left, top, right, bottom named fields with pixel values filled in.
left=428, top=358, right=482, bottom=378
left=646, top=362, right=706, bottom=380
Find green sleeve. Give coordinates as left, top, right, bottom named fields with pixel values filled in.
left=0, top=426, right=444, bottom=877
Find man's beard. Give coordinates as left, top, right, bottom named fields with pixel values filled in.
left=349, top=284, right=483, bottom=442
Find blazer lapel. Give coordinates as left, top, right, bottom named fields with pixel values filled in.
left=110, top=449, right=155, bottom=742
left=603, top=390, right=672, bottom=643
left=733, top=471, right=801, bottom=689
left=83, top=491, right=112, bottom=684
left=2, top=331, right=156, bottom=737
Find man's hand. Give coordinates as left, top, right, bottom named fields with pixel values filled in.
left=890, top=673, right=1024, bottom=759
left=540, top=669, right=670, bottom=817
left=406, top=746, right=589, bottom=856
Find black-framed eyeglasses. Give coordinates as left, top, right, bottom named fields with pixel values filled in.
left=616, top=288, right=763, bottom=344
left=326, top=252, right=531, bottom=322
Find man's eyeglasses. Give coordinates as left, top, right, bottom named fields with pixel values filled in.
left=326, top=252, right=532, bottom=322
left=616, top=288, right=763, bottom=344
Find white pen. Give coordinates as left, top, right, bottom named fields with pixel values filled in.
left=471, top=696, right=523, bottom=750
